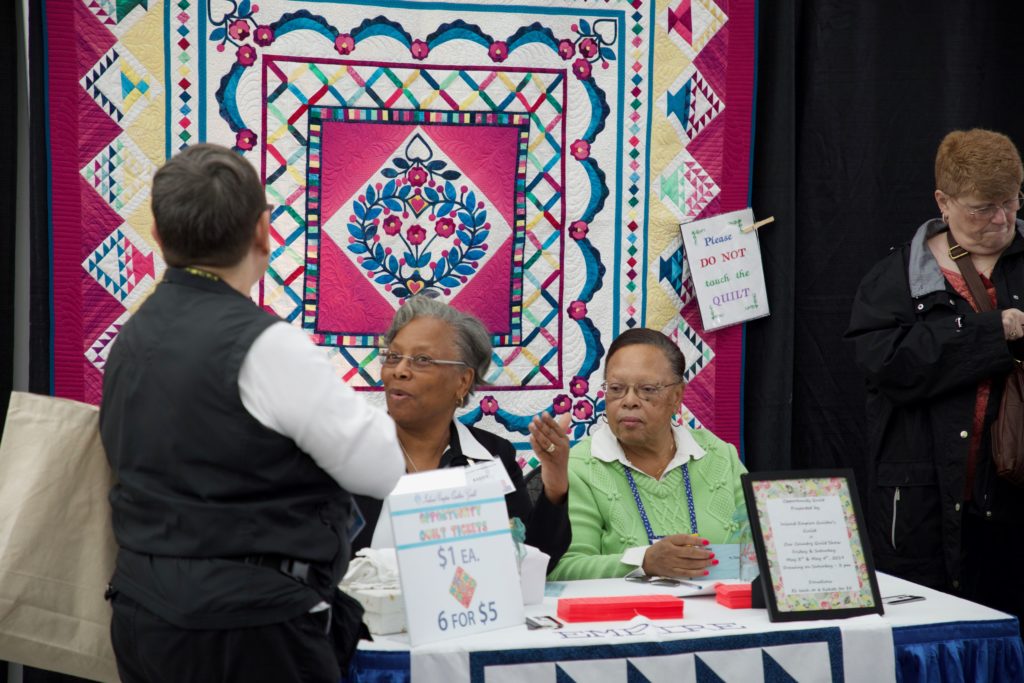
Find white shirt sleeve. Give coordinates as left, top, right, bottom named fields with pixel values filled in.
left=238, top=322, right=403, bottom=498
left=621, top=546, right=649, bottom=568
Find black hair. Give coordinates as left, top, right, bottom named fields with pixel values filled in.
left=605, top=328, right=686, bottom=381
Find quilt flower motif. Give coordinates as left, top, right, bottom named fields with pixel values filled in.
left=235, top=128, right=257, bottom=151
left=334, top=33, right=355, bottom=55
left=228, top=19, right=250, bottom=40
left=569, top=139, right=590, bottom=160
left=254, top=25, right=275, bottom=46
left=411, top=39, right=430, bottom=60
left=572, top=59, right=592, bottom=80
left=236, top=45, right=257, bottom=66
left=488, top=41, right=508, bottom=62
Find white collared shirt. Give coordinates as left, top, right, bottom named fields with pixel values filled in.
left=237, top=321, right=403, bottom=497
left=587, top=423, right=706, bottom=568
left=368, top=422, right=504, bottom=548
left=236, top=321, right=404, bottom=612
left=454, top=421, right=495, bottom=463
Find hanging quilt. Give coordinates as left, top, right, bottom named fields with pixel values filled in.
left=42, top=0, right=756, bottom=463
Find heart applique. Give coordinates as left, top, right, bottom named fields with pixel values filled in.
left=404, top=133, right=433, bottom=164
left=592, top=18, right=618, bottom=45
left=406, top=280, right=424, bottom=294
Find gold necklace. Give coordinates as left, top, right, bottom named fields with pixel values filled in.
left=397, top=438, right=418, bottom=472
left=651, top=459, right=670, bottom=480
left=629, top=444, right=676, bottom=480
left=397, top=435, right=448, bottom=473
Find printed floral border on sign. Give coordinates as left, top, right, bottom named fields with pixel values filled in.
left=751, top=477, right=877, bottom=612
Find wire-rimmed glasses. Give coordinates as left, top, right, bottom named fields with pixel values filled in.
left=601, top=381, right=682, bottom=402
left=379, top=350, right=469, bottom=370
left=624, top=574, right=703, bottom=588
left=950, top=192, right=1024, bottom=222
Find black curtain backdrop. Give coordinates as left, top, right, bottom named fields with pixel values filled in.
left=745, top=1, right=1024, bottom=496
left=0, top=0, right=18, bottom=428
left=28, top=0, right=50, bottom=399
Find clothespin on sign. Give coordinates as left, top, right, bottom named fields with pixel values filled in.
left=740, top=216, right=775, bottom=234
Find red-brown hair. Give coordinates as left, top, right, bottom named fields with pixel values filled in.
left=935, top=129, right=1023, bottom=201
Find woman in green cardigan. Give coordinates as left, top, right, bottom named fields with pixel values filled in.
left=548, top=328, right=748, bottom=580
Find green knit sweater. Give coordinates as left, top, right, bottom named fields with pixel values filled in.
left=548, top=426, right=748, bottom=581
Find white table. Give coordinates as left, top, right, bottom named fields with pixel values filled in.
left=350, top=573, right=1023, bottom=682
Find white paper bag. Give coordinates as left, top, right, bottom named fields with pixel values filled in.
left=0, top=392, right=120, bottom=682
left=518, top=545, right=549, bottom=605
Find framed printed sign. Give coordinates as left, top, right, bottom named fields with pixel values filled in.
left=741, top=470, right=883, bottom=622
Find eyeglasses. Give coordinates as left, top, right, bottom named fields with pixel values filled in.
left=950, top=193, right=1024, bottom=221
left=601, top=381, right=682, bottom=402
left=624, top=574, right=702, bottom=589
left=379, top=350, right=468, bottom=370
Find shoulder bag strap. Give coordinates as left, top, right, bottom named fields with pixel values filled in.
left=946, top=229, right=995, bottom=313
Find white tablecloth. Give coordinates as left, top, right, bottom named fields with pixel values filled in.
left=356, top=572, right=1022, bottom=682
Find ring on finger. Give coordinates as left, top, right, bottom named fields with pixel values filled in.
left=545, top=442, right=556, bottom=453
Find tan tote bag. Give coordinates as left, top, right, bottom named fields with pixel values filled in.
left=0, top=392, right=119, bottom=682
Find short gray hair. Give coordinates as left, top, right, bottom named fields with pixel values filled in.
left=383, top=296, right=492, bottom=394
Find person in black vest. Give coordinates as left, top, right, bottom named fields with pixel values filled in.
left=100, top=143, right=404, bottom=683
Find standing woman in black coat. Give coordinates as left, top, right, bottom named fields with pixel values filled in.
left=847, top=129, right=1024, bottom=630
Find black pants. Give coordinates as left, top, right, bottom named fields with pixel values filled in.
left=110, top=594, right=340, bottom=683
left=961, top=513, right=1024, bottom=637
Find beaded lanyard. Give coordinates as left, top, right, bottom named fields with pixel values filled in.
left=623, top=462, right=697, bottom=544
left=183, top=266, right=220, bottom=281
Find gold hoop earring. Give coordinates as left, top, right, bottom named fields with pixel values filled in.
left=942, top=214, right=949, bottom=225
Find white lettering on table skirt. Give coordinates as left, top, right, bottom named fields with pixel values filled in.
left=477, top=641, right=834, bottom=682
left=457, top=627, right=843, bottom=682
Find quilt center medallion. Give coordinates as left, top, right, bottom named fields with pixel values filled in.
left=308, top=107, right=529, bottom=344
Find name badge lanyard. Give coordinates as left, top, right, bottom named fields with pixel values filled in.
left=623, top=462, right=697, bottom=544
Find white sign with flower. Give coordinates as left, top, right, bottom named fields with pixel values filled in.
left=679, top=209, right=770, bottom=331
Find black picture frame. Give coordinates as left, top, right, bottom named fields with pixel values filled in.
left=741, top=469, right=884, bottom=622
